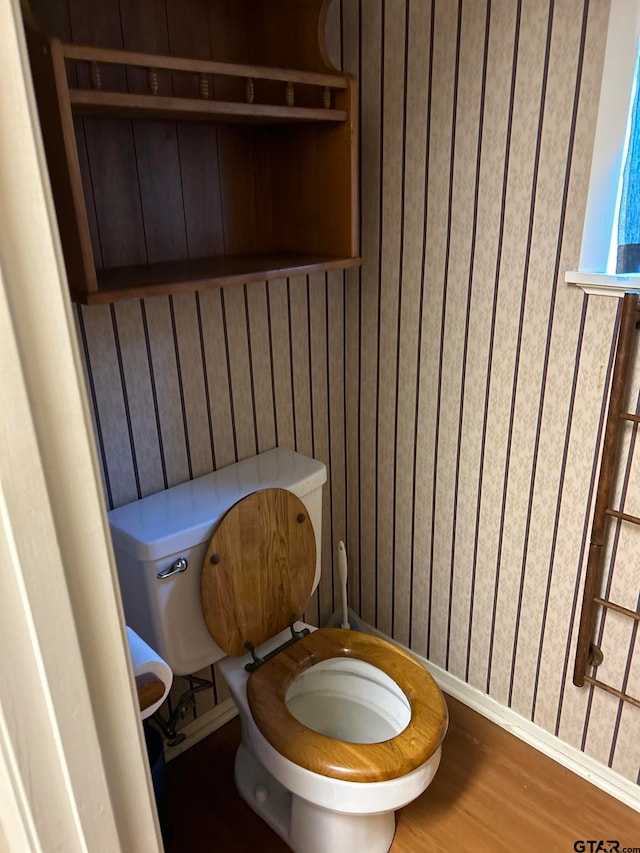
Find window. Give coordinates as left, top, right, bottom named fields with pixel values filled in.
left=616, top=51, right=640, bottom=273
left=565, top=0, right=640, bottom=295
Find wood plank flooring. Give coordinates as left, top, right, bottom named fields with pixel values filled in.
left=164, top=695, right=640, bottom=852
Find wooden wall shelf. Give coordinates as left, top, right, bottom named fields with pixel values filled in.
left=64, top=41, right=349, bottom=124
left=79, top=253, right=361, bottom=305
left=61, top=42, right=349, bottom=90
left=69, top=90, right=348, bottom=124
left=25, top=0, right=359, bottom=305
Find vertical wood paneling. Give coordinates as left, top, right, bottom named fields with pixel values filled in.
left=391, top=0, right=430, bottom=650
left=506, top=0, right=590, bottom=717
left=78, top=304, right=137, bottom=508
left=83, top=119, right=147, bottom=269
left=171, top=293, right=214, bottom=479
left=140, top=297, right=190, bottom=488
left=358, top=0, right=383, bottom=627
left=74, top=305, right=112, bottom=505
left=112, top=300, right=165, bottom=498
left=266, top=278, right=296, bottom=450
left=309, top=273, right=332, bottom=625
left=219, top=286, right=257, bottom=461
left=246, top=283, right=277, bottom=452
left=465, top=0, right=520, bottom=688
left=446, top=0, right=491, bottom=678
left=120, top=2, right=189, bottom=267
left=408, top=0, right=435, bottom=657
left=198, top=289, right=235, bottom=469
left=432, top=0, right=469, bottom=672
left=435, top=0, right=483, bottom=672
left=376, top=0, right=407, bottom=637
left=483, top=0, right=553, bottom=705
left=67, top=2, right=147, bottom=272
left=68, top=0, right=640, bottom=784
left=288, top=276, right=314, bottom=457
left=167, top=0, right=225, bottom=260
left=424, top=0, right=460, bottom=666
left=341, top=0, right=362, bottom=617
left=327, top=270, right=348, bottom=617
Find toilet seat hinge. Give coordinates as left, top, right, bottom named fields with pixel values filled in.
left=244, top=617, right=310, bottom=672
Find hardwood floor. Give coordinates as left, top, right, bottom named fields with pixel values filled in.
left=164, top=695, right=640, bottom=852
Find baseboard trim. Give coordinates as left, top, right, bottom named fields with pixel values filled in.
left=161, top=615, right=639, bottom=812
left=428, top=660, right=640, bottom=813
left=163, top=697, right=238, bottom=762
left=346, top=610, right=640, bottom=813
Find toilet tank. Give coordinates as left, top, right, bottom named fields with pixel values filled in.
left=108, top=448, right=326, bottom=676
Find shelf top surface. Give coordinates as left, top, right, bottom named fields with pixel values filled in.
left=60, top=40, right=350, bottom=90
left=68, top=89, right=348, bottom=124
left=76, top=254, right=361, bottom=304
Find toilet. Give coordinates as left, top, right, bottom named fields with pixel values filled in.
left=108, top=448, right=448, bottom=853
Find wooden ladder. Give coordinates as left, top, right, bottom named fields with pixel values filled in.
left=573, top=292, right=640, bottom=710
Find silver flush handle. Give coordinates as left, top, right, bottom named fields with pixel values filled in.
left=156, top=557, right=188, bottom=580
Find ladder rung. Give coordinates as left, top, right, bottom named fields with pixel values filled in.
left=583, top=676, right=640, bottom=710
left=605, top=507, right=640, bottom=526
left=593, top=596, right=640, bottom=621
left=619, top=412, right=640, bottom=424
left=574, top=293, right=640, bottom=687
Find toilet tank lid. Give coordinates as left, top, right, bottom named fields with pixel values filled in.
left=107, top=448, right=327, bottom=561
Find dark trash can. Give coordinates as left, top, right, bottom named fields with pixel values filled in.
left=144, top=722, right=172, bottom=846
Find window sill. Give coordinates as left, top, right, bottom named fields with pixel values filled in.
left=565, top=270, right=640, bottom=297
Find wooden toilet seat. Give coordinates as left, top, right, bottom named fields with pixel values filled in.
left=201, top=488, right=316, bottom=656
left=247, top=628, right=448, bottom=783
left=200, top=488, right=447, bottom=784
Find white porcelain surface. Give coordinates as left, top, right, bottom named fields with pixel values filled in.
left=248, top=711, right=442, bottom=815
left=286, top=657, right=411, bottom=743
left=109, top=447, right=326, bottom=561
left=234, top=740, right=401, bottom=853
left=218, top=624, right=443, bottom=816
left=107, top=449, right=326, bottom=675
left=108, top=444, right=445, bottom=851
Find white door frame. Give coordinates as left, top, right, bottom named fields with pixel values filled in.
left=0, top=0, right=162, bottom=849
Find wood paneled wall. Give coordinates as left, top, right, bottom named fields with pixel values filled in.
left=341, top=0, right=640, bottom=786
left=74, top=274, right=348, bottom=627
left=68, top=0, right=640, bottom=783
left=74, top=273, right=348, bottom=727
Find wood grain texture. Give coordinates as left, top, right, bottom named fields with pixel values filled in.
left=68, top=89, right=348, bottom=123
left=166, top=0, right=225, bottom=261
left=62, top=42, right=348, bottom=88
left=66, top=1, right=150, bottom=275
left=84, top=254, right=360, bottom=304
left=393, top=697, right=640, bottom=853
left=134, top=672, right=165, bottom=712
left=247, top=0, right=334, bottom=74
left=53, top=0, right=640, bottom=783
left=201, top=489, right=316, bottom=657
left=25, top=0, right=359, bottom=304
left=165, top=696, right=640, bottom=853
left=260, top=76, right=358, bottom=258
left=25, top=32, right=98, bottom=293
left=247, top=628, right=448, bottom=783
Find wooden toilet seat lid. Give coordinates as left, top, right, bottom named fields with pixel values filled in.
left=201, top=488, right=316, bottom=657
left=247, top=628, right=448, bottom=783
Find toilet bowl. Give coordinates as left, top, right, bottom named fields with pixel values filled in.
left=218, top=624, right=445, bottom=853
left=247, top=627, right=446, bottom=783
left=108, top=448, right=447, bottom=853
left=201, top=480, right=447, bottom=852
